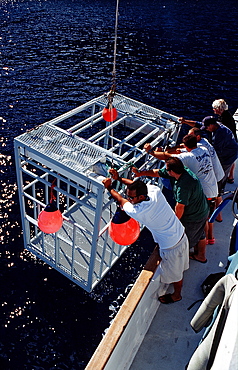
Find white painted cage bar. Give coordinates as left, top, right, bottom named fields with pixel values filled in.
left=14, top=93, right=181, bottom=292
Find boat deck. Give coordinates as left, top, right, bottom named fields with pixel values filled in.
left=129, top=178, right=237, bottom=370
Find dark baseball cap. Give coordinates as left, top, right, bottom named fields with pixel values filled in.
left=201, top=116, right=217, bottom=127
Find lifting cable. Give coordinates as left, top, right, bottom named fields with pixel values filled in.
left=106, top=0, right=119, bottom=102
left=109, top=0, right=120, bottom=169
left=111, top=0, right=120, bottom=94
left=108, top=0, right=120, bottom=218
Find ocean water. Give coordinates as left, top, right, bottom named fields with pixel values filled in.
left=1, top=0, right=238, bottom=368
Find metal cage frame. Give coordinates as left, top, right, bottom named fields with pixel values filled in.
left=14, top=93, right=181, bottom=292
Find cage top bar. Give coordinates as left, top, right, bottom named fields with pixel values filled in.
left=15, top=124, right=117, bottom=173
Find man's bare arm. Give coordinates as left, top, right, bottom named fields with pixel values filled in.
left=143, top=143, right=172, bottom=160
left=132, top=167, right=161, bottom=178
left=175, top=202, right=185, bottom=219
left=179, top=117, right=196, bottom=127
left=102, top=178, right=128, bottom=207
left=109, top=168, right=134, bottom=186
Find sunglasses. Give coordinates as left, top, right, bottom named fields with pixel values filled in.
left=126, top=193, right=147, bottom=200
left=126, top=194, right=138, bottom=200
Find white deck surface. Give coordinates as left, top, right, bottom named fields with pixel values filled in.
left=130, top=170, right=237, bottom=370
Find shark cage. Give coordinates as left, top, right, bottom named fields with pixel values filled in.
left=14, top=93, right=181, bottom=292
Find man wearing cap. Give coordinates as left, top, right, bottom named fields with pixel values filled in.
left=200, top=116, right=237, bottom=192
left=212, top=99, right=237, bottom=184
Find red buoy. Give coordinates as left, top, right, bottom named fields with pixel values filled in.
left=102, top=106, right=118, bottom=122
left=38, top=202, right=63, bottom=234
left=108, top=207, right=140, bottom=246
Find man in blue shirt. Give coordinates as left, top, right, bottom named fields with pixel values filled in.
left=201, top=116, right=237, bottom=192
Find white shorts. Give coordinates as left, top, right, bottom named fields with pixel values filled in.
left=156, top=233, right=189, bottom=284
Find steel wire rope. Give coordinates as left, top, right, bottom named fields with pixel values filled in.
left=110, top=0, right=120, bottom=169
left=112, top=0, right=119, bottom=93
left=108, top=0, right=120, bottom=221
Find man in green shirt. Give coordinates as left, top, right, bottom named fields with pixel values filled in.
left=132, top=157, right=209, bottom=263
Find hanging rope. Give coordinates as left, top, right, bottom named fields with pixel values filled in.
left=105, top=0, right=119, bottom=102
left=111, top=0, right=120, bottom=95
left=108, top=0, right=120, bottom=168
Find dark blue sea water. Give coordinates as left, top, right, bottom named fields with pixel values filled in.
left=1, top=0, right=238, bottom=368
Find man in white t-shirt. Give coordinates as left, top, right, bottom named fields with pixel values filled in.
left=144, top=135, right=218, bottom=199
left=102, top=169, right=189, bottom=304
left=177, top=129, right=224, bottom=242
left=187, top=127, right=224, bottom=183
left=176, top=134, right=218, bottom=199
left=143, top=136, right=218, bottom=244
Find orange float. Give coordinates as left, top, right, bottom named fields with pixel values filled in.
left=109, top=207, right=140, bottom=245
left=102, top=105, right=118, bottom=122
left=38, top=202, right=63, bottom=234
